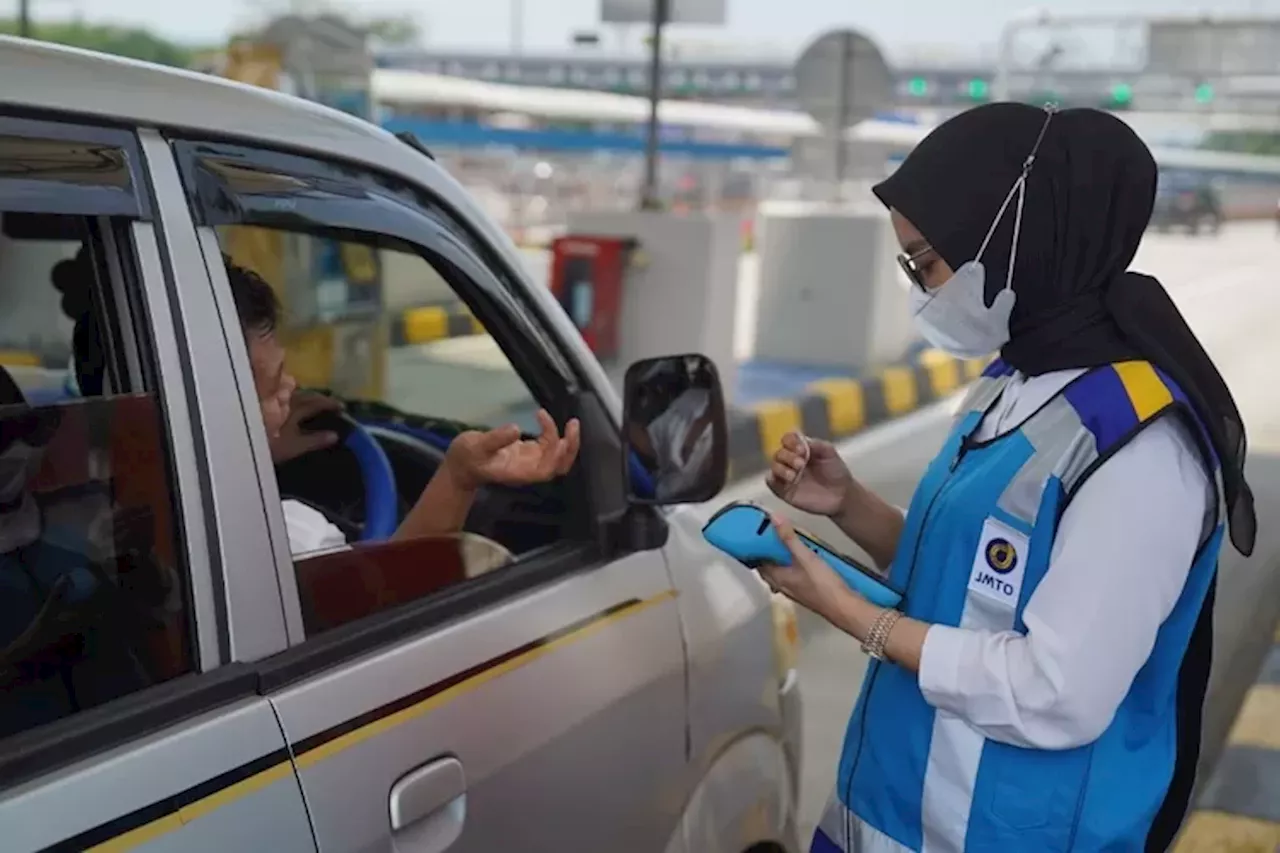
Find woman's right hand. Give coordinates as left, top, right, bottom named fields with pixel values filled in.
left=767, top=432, right=856, bottom=517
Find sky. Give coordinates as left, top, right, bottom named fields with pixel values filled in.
left=19, top=0, right=1280, bottom=61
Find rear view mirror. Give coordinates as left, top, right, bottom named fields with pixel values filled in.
left=622, top=354, right=728, bottom=505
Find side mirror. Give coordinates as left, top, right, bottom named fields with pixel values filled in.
left=622, top=354, right=728, bottom=505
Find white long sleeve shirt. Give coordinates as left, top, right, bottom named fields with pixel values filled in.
left=283, top=499, right=349, bottom=557
left=916, top=369, right=1214, bottom=750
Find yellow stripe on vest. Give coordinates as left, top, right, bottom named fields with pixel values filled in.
left=1113, top=361, right=1173, bottom=422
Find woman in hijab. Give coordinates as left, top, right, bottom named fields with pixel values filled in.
left=762, top=103, right=1256, bottom=853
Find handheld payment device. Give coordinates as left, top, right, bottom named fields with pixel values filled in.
left=701, top=501, right=903, bottom=609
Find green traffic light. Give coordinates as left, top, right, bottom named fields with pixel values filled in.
left=1111, top=83, right=1133, bottom=105
left=1195, top=82, right=1214, bottom=104
left=968, top=78, right=989, bottom=100
left=908, top=77, right=928, bottom=97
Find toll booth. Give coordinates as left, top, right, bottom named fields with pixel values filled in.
left=562, top=212, right=741, bottom=400
left=548, top=235, right=640, bottom=364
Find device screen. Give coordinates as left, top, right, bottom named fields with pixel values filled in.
left=793, top=525, right=886, bottom=582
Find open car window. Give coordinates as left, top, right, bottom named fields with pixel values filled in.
left=177, top=140, right=594, bottom=645
left=217, top=225, right=542, bottom=433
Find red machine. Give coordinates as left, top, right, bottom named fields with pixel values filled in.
left=548, top=235, right=638, bottom=362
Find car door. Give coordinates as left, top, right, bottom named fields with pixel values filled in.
left=168, top=136, right=691, bottom=853
left=0, top=115, right=314, bottom=851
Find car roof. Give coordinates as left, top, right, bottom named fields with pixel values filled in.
left=0, top=36, right=437, bottom=189
left=0, top=37, right=534, bottom=280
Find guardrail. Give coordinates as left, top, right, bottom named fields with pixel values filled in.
left=389, top=303, right=485, bottom=346
left=726, top=349, right=988, bottom=480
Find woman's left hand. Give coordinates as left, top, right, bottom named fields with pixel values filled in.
left=760, top=513, right=855, bottom=621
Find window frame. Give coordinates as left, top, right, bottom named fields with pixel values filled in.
left=0, top=113, right=238, bottom=792
left=170, top=136, right=613, bottom=682
left=0, top=114, right=150, bottom=219
left=171, top=139, right=579, bottom=400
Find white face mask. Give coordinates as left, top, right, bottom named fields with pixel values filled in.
left=909, top=260, right=1017, bottom=358
left=908, top=107, right=1055, bottom=358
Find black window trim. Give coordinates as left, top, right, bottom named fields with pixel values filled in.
left=88, top=219, right=142, bottom=395
left=0, top=114, right=151, bottom=220
left=0, top=664, right=259, bottom=792
left=167, top=137, right=580, bottom=398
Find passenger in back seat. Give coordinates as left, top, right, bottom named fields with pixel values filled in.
left=51, top=246, right=105, bottom=397
left=0, top=399, right=158, bottom=737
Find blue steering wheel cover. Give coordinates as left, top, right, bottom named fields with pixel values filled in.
left=366, top=420, right=453, bottom=451
left=360, top=418, right=656, bottom=501
left=344, top=423, right=399, bottom=541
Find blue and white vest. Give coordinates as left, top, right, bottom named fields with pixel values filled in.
left=812, top=359, right=1224, bottom=853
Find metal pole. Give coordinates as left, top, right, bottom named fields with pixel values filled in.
left=994, top=19, right=1017, bottom=101
left=510, top=0, right=524, bottom=56
left=640, top=0, right=668, bottom=211
left=19, top=0, right=31, bottom=38
left=832, top=31, right=852, bottom=204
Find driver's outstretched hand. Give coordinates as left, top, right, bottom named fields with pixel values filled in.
left=444, top=410, right=581, bottom=491
left=271, top=391, right=343, bottom=464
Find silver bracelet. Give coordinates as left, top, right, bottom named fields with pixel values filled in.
left=861, top=608, right=903, bottom=662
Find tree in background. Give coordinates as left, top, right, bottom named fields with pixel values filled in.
left=363, top=14, right=424, bottom=48
left=0, top=5, right=421, bottom=68
left=0, top=19, right=197, bottom=66
left=254, top=0, right=425, bottom=48
left=1201, top=131, right=1280, bottom=157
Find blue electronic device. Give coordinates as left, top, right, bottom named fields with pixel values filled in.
left=701, top=501, right=903, bottom=609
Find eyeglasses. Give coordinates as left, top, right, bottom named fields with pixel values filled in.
left=896, top=244, right=934, bottom=292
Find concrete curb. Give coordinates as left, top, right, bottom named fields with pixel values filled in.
left=1174, top=623, right=1280, bottom=852
left=389, top=304, right=485, bottom=346
left=0, top=350, right=67, bottom=370
left=726, top=350, right=989, bottom=481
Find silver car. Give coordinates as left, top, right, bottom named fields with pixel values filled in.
left=0, top=37, right=800, bottom=853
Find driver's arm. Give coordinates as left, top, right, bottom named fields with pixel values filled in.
left=391, top=464, right=478, bottom=542
left=392, top=412, right=580, bottom=544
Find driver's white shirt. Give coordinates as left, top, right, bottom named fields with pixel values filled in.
left=283, top=499, right=349, bottom=556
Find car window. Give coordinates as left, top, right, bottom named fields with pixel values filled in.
left=0, top=209, right=194, bottom=741
left=177, top=139, right=593, bottom=645
left=217, top=225, right=542, bottom=431
left=208, top=224, right=577, bottom=637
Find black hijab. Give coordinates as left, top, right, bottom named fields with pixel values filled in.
left=873, top=103, right=1255, bottom=556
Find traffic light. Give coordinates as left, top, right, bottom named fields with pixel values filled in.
left=967, top=78, right=989, bottom=101
left=908, top=77, right=929, bottom=97
left=1109, top=82, right=1133, bottom=109
left=1194, top=82, right=1214, bottom=104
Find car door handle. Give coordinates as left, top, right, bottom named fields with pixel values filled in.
left=389, top=756, right=467, bottom=851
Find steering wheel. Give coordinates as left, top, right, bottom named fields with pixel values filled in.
left=294, top=416, right=516, bottom=567
left=338, top=414, right=400, bottom=541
